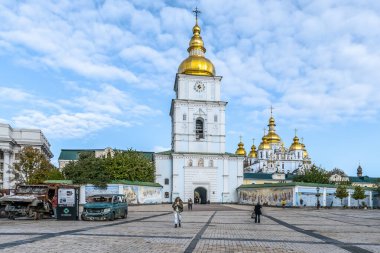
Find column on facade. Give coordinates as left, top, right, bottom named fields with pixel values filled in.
left=172, top=157, right=180, bottom=202
left=2, top=150, right=11, bottom=190
left=222, top=157, right=229, bottom=202
left=369, top=191, right=373, bottom=208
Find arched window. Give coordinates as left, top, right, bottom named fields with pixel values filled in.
left=196, top=118, right=204, bottom=139
left=214, top=115, right=218, bottom=122
left=183, top=114, right=187, bottom=121
left=164, top=178, right=169, bottom=185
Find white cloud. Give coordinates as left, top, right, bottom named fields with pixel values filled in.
left=3, top=84, right=161, bottom=139
left=0, top=87, right=31, bottom=101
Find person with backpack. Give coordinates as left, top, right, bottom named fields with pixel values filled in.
left=253, top=202, right=262, bottom=223
left=172, top=197, right=183, bottom=228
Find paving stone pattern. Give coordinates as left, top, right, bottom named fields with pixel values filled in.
left=0, top=204, right=379, bottom=253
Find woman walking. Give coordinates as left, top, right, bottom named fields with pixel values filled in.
left=172, top=197, right=183, bottom=228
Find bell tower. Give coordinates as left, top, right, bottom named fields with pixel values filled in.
left=170, top=8, right=226, bottom=154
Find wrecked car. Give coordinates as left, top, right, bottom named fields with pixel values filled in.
left=0, top=184, right=57, bottom=220
left=81, top=194, right=128, bottom=221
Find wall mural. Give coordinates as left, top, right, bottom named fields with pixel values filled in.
left=137, top=186, right=162, bottom=204
left=123, top=185, right=138, bottom=204
left=84, top=185, right=162, bottom=204
left=85, top=185, right=119, bottom=198
left=239, top=187, right=293, bottom=206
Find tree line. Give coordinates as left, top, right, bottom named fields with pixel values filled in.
left=10, top=147, right=155, bottom=187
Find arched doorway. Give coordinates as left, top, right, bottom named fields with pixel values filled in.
left=194, top=187, right=207, bottom=204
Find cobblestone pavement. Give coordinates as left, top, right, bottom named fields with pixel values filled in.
left=0, top=204, right=379, bottom=253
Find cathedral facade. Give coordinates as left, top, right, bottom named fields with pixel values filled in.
left=239, top=114, right=312, bottom=175
left=154, top=16, right=244, bottom=203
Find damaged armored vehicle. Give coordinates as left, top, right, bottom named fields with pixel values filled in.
left=0, top=184, right=56, bottom=220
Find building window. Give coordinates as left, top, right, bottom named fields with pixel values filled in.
left=214, top=115, right=218, bottom=122
left=198, top=158, right=204, bottom=167
left=0, top=151, right=3, bottom=160
left=188, top=159, right=193, bottom=166
left=165, top=192, right=169, bottom=198
left=196, top=118, right=204, bottom=139
left=14, top=152, right=20, bottom=160
left=164, top=178, right=169, bottom=185
left=183, top=114, right=187, bottom=121
left=209, top=160, right=213, bottom=167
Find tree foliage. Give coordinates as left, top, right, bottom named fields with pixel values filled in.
left=352, top=185, right=366, bottom=206
left=335, top=184, right=349, bottom=206
left=62, top=152, right=110, bottom=187
left=12, top=146, right=63, bottom=184
left=293, top=164, right=330, bottom=184
left=62, top=149, right=155, bottom=187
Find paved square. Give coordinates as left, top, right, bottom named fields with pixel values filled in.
left=0, top=204, right=379, bottom=253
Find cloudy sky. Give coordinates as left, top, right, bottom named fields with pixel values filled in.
left=1, top=0, right=379, bottom=177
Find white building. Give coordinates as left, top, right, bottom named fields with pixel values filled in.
left=0, top=123, right=53, bottom=191
left=154, top=17, right=244, bottom=203
left=241, top=114, right=312, bottom=175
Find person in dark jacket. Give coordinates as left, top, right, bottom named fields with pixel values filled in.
left=254, top=202, right=262, bottom=223
left=172, top=197, right=183, bottom=228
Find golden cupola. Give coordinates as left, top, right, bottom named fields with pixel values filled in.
left=235, top=138, right=246, bottom=156
left=265, top=116, right=281, bottom=144
left=289, top=135, right=303, bottom=151
left=258, top=134, right=270, bottom=150
left=177, top=15, right=215, bottom=76
left=248, top=139, right=257, bottom=158
left=300, top=138, right=309, bottom=158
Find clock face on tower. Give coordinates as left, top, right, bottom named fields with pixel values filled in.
left=194, top=81, right=205, bottom=92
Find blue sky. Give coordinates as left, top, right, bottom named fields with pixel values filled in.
left=1, top=0, right=380, bottom=177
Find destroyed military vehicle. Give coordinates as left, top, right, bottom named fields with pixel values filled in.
left=0, top=184, right=57, bottom=220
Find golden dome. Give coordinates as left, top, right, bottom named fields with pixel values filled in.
left=265, top=116, right=281, bottom=144
left=248, top=143, right=257, bottom=158
left=235, top=141, right=246, bottom=156
left=177, top=19, right=215, bottom=76
left=289, top=135, right=303, bottom=151
left=258, top=136, right=270, bottom=150
left=301, top=142, right=308, bottom=158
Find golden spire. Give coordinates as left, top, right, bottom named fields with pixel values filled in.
left=248, top=138, right=257, bottom=158
left=289, top=129, right=303, bottom=151
left=178, top=7, right=215, bottom=76
left=265, top=106, right=281, bottom=144
left=235, top=136, right=247, bottom=156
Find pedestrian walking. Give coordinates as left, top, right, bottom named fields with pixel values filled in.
left=52, top=194, right=58, bottom=218
left=172, top=197, right=183, bottom=228
left=188, top=198, right=193, bottom=211
left=254, top=202, right=262, bottom=223
left=300, top=198, right=304, bottom=207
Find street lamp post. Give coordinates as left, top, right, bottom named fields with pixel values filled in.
left=316, top=186, right=321, bottom=209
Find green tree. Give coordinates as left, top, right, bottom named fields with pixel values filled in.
left=352, top=185, right=366, bottom=207
left=62, top=152, right=110, bottom=187
left=12, top=146, right=61, bottom=184
left=104, top=149, right=155, bottom=182
left=62, top=149, right=155, bottom=187
left=335, top=184, right=349, bottom=206
left=293, top=164, right=330, bottom=184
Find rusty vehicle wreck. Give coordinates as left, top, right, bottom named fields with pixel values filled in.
left=0, top=184, right=57, bottom=220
